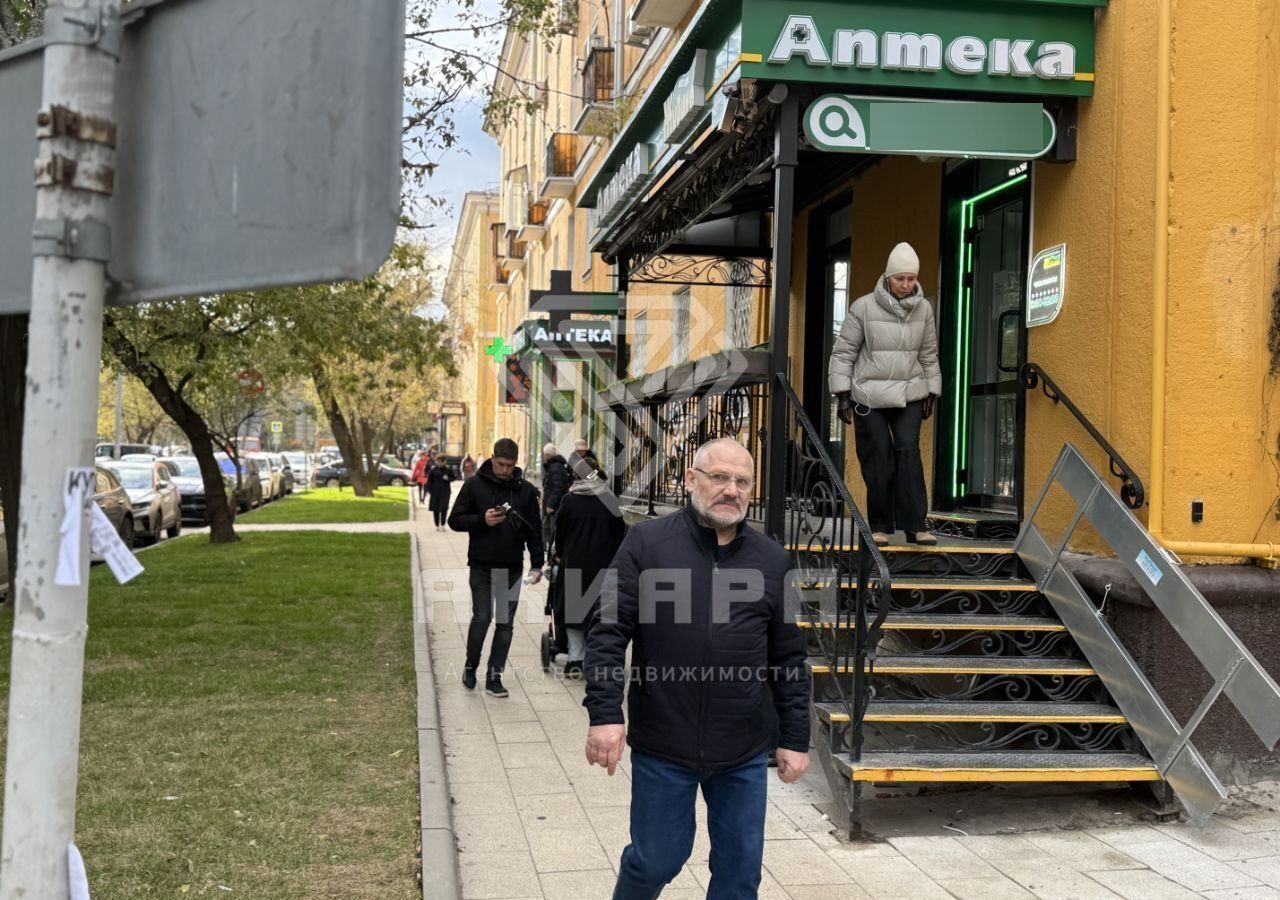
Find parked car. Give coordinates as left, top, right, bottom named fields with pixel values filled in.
left=93, top=464, right=135, bottom=550
left=282, top=451, right=312, bottom=490
left=313, top=461, right=411, bottom=488
left=106, top=461, right=182, bottom=544
left=215, top=454, right=263, bottom=512
left=162, top=456, right=237, bottom=525
left=94, top=442, right=154, bottom=460
left=277, top=454, right=296, bottom=494
left=249, top=453, right=284, bottom=501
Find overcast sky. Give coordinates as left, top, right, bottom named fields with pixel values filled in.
left=405, top=0, right=505, bottom=282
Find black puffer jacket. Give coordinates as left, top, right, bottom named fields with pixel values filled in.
left=584, top=506, right=809, bottom=772
left=541, top=454, right=570, bottom=513
left=447, top=459, right=544, bottom=570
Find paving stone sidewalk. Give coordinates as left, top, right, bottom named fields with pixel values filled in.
left=413, top=493, right=1280, bottom=900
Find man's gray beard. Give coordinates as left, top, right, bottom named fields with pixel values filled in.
left=691, top=494, right=746, bottom=528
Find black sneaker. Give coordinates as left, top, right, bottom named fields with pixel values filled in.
left=485, top=676, right=509, bottom=698
left=462, top=666, right=477, bottom=690
left=563, top=660, right=584, bottom=679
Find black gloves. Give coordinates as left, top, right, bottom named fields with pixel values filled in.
left=922, top=395, right=937, bottom=420
left=836, top=392, right=855, bottom=425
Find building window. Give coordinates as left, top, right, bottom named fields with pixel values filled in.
left=632, top=310, right=648, bottom=376
left=724, top=261, right=752, bottom=349
left=672, top=289, right=690, bottom=365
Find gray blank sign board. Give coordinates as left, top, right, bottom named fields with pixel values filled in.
left=0, top=0, right=405, bottom=313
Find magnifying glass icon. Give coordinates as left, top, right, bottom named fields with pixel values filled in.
left=806, top=96, right=868, bottom=149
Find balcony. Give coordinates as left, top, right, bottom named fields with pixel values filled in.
left=575, top=43, right=615, bottom=136
left=516, top=199, right=549, bottom=243
left=489, top=222, right=510, bottom=290
left=540, top=133, right=585, bottom=200
left=500, top=230, right=527, bottom=273
left=630, top=0, right=695, bottom=28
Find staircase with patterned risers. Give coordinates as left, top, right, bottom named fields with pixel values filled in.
left=800, top=546, right=1159, bottom=792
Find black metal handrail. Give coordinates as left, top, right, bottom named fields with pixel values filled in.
left=1020, top=362, right=1145, bottom=509
left=775, top=376, right=894, bottom=780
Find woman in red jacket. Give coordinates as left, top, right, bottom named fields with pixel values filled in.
left=411, top=450, right=429, bottom=505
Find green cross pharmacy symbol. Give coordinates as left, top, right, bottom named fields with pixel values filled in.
left=484, top=336, right=512, bottom=362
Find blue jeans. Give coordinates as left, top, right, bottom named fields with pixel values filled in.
left=613, top=750, right=767, bottom=900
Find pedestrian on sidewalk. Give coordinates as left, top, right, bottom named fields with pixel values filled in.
left=583, top=437, right=810, bottom=900
left=828, top=241, right=942, bottom=547
left=554, top=452, right=625, bottom=678
left=540, top=442, right=570, bottom=556
left=411, top=450, right=429, bottom=505
left=447, top=438, right=544, bottom=698
left=426, top=454, right=453, bottom=530
left=461, top=454, right=476, bottom=480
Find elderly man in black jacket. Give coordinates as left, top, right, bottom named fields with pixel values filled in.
left=448, top=438, right=544, bottom=698
left=583, top=437, right=809, bottom=900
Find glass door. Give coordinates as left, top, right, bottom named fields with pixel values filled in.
left=938, top=167, right=1030, bottom=516
left=803, top=198, right=852, bottom=473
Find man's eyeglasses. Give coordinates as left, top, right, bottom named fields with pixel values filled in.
left=693, top=467, right=753, bottom=492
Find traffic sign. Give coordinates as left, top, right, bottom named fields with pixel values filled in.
left=803, top=95, right=1056, bottom=160
left=0, top=0, right=406, bottom=313
left=237, top=368, right=265, bottom=396
left=270, top=421, right=283, bottom=434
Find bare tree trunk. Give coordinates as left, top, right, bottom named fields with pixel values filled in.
left=0, top=315, right=28, bottom=599
left=312, top=367, right=373, bottom=496
left=104, top=323, right=238, bottom=543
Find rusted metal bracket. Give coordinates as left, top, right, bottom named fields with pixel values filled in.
left=33, top=154, right=115, bottom=195
left=42, top=4, right=123, bottom=58
left=36, top=106, right=117, bottom=148
left=32, top=218, right=111, bottom=263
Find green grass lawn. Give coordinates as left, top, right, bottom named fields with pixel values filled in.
left=237, top=486, right=410, bottom=524
left=0, top=532, right=419, bottom=899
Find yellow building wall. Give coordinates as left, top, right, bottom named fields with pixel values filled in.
left=1028, top=0, right=1280, bottom=552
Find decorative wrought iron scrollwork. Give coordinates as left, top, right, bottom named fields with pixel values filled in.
left=614, top=115, right=776, bottom=271
left=862, top=672, right=1102, bottom=705
left=887, top=551, right=1020, bottom=580
left=890, top=588, right=1047, bottom=617
left=627, top=255, right=772, bottom=287
left=861, top=721, right=1132, bottom=754
left=925, top=517, right=1021, bottom=542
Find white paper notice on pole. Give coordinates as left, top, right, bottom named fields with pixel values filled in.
left=88, top=503, right=143, bottom=585
left=67, top=843, right=90, bottom=900
left=54, top=468, right=95, bottom=587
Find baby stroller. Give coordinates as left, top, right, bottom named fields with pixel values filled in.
left=540, top=544, right=569, bottom=673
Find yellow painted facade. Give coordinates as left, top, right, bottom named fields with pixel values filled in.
left=469, top=0, right=1280, bottom=559
left=442, top=191, right=506, bottom=461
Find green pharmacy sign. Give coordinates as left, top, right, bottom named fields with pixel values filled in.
left=804, top=95, right=1056, bottom=160
left=742, top=0, right=1101, bottom=98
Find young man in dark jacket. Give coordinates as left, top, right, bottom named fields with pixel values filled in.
left=583, top=438, right=810, bottom=900
left=447, top=438, right=545, bottom=697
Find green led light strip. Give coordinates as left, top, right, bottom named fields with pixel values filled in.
left=950, top=173, right=1028, bottom=502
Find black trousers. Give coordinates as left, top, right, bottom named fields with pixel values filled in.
left=466, top=566, right=522, bottom=676
left=431, top=506, right=447, bottom=526
left=417, top=482, right=428, bottom=503
left=852, top=400, right=928, bottom=535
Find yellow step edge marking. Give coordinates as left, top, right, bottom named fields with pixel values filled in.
left=823, top=712, right=1128, bottom=724
left=796, top=581, right=1039, bottom=592
left=787, top=544, right=1011, bottom=555
left=809, top=663, right=1096, bottom=676
left=798, top=621, right=1064, bottom=632
left=850, top=766, right=1159, bottom=783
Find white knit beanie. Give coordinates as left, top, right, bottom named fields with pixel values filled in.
left=885, top=242, right=920, bottom=277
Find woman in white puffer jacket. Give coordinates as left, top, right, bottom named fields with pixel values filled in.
left=827, top=242, right=942, bottom=546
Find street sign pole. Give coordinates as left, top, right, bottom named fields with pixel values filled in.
left=1, top=1, right=118, bottom=897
